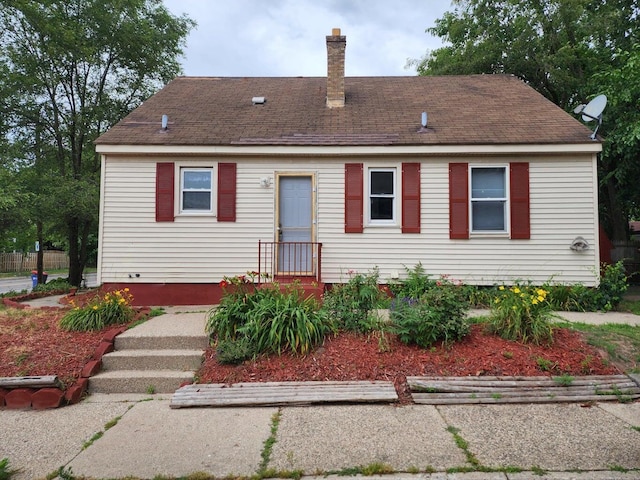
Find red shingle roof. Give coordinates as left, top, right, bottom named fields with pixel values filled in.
left=95, top=75, right=594, bottom=146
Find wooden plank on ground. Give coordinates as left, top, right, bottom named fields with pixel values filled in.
left=170, top=380, right=398, bottom=408
left=0, top=375, right=62, bottom=389
left=407, top=375, right=640, bottom=405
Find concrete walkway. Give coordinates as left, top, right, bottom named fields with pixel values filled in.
left=1, top=393, right=638, bottom=479
left=2, top=299, right=639, bottom=479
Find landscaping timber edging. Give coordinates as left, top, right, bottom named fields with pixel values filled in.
left=170, top=380, right=399, bottom=408
left=0, top=324, right=130, bottom=410
left=407, top=375, right=640, bottom=405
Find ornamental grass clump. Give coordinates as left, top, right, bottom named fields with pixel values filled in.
left=60, top=289, right=135, bottom=331
left=487, top=284, right=556, bottom=344
left=207, top=273, right=335, bottom=358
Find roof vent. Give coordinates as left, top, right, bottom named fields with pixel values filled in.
left=252, top=96, right=266, bottom=105
left=161, top=114, right=168, bottom=130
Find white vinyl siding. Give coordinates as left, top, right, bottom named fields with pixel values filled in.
left=98, top=154, right=599, bottom=287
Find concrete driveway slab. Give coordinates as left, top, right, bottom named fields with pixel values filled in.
left=596, top=402, right=640, bottom=428
left=438, top=404, right=640, bottom=471
left=0, top=401, right=132, bottom=480
left=269, top=405, right=467, bottom=473
left=67, top=400, right=276, bottom=479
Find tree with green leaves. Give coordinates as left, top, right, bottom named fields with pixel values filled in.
left=415, top=0, right=639, bottom=241
left=0, top=0, right=195, bottom=285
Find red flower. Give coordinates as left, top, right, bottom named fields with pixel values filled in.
left=220, top=280, right=229, bottom=288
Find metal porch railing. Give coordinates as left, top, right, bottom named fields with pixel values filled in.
left=258, top=241, right=322, bottom=283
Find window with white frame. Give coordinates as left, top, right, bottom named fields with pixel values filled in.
left=180, top=168, right=213, bottom=213
left=470, top=166, right=507, bottom=232
left=369, top=168, right=395, bottom=223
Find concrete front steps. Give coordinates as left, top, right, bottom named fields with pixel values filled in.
left=88, top=312, right=209, bottom=394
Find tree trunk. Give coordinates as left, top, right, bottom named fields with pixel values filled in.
left=36, top=221, right=44, bottom=284
left=606, top=177, right=628, bottom=242
left=67, top=220, right=84, bottom=287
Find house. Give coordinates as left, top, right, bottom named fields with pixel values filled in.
left=95, top=29, right=602, bottom=306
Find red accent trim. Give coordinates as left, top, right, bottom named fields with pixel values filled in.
left=599, top=224, right=612, bottom=264
left=217, top=163, right=236, bottom=222
left=402, top=162, right=421, bottom=233
left=510, top=162, right=530, bottom=239
left=102, top=283, right=225, bottom=306
left=344, top=163, right=363, bottom=233
left=156, top=162, right=175, bottom=222
left=101, top=282, right=325, bottom=306
left=449, top=163, right=469, bottom=239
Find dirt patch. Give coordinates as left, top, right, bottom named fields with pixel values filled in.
left=580, top=330, right=640, bottom=374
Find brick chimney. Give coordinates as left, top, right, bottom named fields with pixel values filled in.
left=326, top=28, right=346, bottom=108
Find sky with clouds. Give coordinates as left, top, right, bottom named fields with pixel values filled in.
left=162, top=0, right=453, bottom=77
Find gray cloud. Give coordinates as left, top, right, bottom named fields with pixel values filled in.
left=163, top=0, right=452, bottom=77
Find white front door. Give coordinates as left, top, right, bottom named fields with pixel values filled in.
left=277, top=175, right=314, bottom=275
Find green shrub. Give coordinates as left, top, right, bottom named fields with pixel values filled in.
left=0, top=289, right=27, bottom=299
left=464, top=285, right=498, bottom=308
left=594, top=261, right=628, bottom=311
left=207, top=275, right=334, bottom=356
left=239, top=285, right=332, bottom=355
left=544, top=261, right=628, bottom=312
left=216, top=336, right=254, bottom=364
left=32, top=277, right=71, bottom=293
left=544, top=283, right=583, bottom=311
left=321, top=268, right=384, bottom=332
left=206, top=273, right=262, bottom=341
left=390, top=277, right=470, bottom=348
left=388, top=263, right=436, bottom=299
left=59, top=289, right=135, bottom=331
left=487, top=284, right=555, bottom=344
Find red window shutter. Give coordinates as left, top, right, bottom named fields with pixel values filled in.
left=217, top=163, right=236, bottom=222
left=344, top=163, right=363, bottom=233
left=510, top=162, right=530, bottom=239
left=402, top=162, right=421, bottom=233
left=449, top=163, right=469, bottom=239
left=155, top=162, right=174, bottom=222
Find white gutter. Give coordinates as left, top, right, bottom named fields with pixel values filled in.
left=95, top=143, right=602, bottom=157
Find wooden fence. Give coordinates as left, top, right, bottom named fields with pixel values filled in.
left=0, top=251, right=69, bottom=273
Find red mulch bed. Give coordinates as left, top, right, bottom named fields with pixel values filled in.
left=0, top=308, right=107, bottom=388
left=197, top=324, right=619, bottom=404
left=0, top=298, right=146, bottom=389
left=1, top=296, right=619, bottom=402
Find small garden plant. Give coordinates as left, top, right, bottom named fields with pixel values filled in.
left=206, top=272, right=334, bottom=362
left=204, top=261, right=632, bottom=366
left=544, top=261, right=628, bottom=312
left=390, top=273, right=470, bottom=347
left=59, top=288, right=135, bottom=331
left=32, top=277, right=72, bottom=293
left=320, top=268, right=385, bottom=332
left=487, top=284, right=555, bottom=344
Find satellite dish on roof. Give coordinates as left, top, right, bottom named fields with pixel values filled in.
left=574, top=94, right=607, bottom=140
